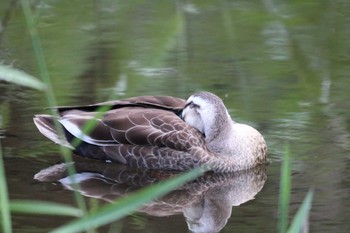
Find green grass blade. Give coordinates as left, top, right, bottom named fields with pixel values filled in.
left=51, top=167, right=206, bottom=233
left=21, top=0, right=88, bottom=214
left=0, top=142, right=12, bottom=233
left=0, top=65, right=46, bottom=91
left=20, top=0, right=54, bottom=99
left=9, top=200, right=84, bottom=217
left=278, top=145, right=291, bottom=233
left=287, top=189, right=313, bottom=233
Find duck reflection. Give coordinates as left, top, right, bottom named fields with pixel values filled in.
left=35, top=160, right=267, bottom=233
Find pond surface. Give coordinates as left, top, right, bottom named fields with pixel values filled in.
left=1, top=0, right=350, bottom=232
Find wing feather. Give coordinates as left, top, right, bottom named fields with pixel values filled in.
left=42, top=95, right=210, bottom=169
left=101, top=108, right=206, bottom=151
left=102, top=145, right=210, bottom=171
left=57, top=105, right=205, bottom=152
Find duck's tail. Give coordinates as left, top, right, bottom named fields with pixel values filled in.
left=33, top=115, right=73, bottom=149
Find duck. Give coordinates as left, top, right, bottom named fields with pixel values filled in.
left=33, top=91, right=267, bottom=172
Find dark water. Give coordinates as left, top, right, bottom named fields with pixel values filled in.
left=1, top=0, right=350, bottom=232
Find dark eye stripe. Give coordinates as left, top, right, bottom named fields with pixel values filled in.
left=184, top=101, right=192, bottom=108
left=185, top=101, right=199, bottom=109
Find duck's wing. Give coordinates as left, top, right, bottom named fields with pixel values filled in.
left=61, top=106, right=210, bottom=170
left=35, top=95, right=210, bottom=170
left=54, top=95, right=204, bottom=149
left=55, top=95, right=186, bottom=115
left=59, top=107, right=205, bottom=151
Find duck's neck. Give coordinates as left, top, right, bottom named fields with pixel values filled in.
left=205, top=116, right=235, bottom=154
left=205, top=118, right=267, bottom=172
left=204, top=109, right=233, bottom=143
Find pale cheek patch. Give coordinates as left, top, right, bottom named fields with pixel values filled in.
left=182, top=109, right=204, bottom=133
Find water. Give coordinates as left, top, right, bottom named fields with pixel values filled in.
left=1, top=0, right=350, bottom=232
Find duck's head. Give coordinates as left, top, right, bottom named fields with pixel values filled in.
left=181, top=92, right=231, bottom=139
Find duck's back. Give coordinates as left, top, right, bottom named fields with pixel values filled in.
left=56, top=95, right=186, bottom=113
left=34, top=95, right=209, bottom=170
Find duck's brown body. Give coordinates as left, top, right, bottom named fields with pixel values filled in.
left=34, top=92, right=267, bottom=172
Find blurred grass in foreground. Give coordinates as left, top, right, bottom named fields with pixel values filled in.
left=20, top=0, right=89, bottom=215
left=0, top=142, right=12, bottom=233
left=279, top=146, right=314, bottom=233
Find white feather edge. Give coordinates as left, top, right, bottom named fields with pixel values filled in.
left=33, top=116, right=74, bottom=149
left=58, top=118, right=114, bottom=146
left=59, top=172, right=101, bottom=185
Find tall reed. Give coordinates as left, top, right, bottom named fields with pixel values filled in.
left=20, top=0, right=88, bottom=214
left=0, top=142, right=12, bottom=233
left=279, top=146, right=314, bottom=233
